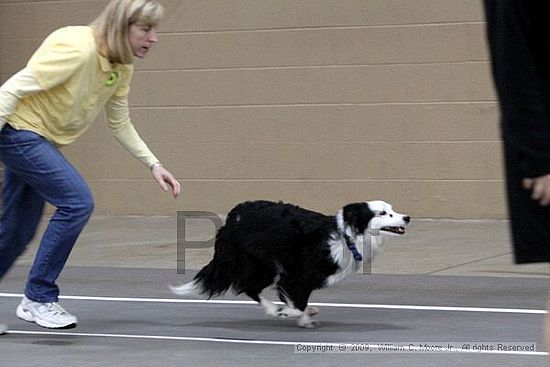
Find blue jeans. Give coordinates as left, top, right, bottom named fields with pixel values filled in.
left=0, top=125, right=94, bottom=302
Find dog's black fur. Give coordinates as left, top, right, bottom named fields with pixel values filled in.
left=172, top=200, right=409, bottom=328
left=197, top=201, right=371, bottom=304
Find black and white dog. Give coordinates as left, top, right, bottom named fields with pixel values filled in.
left=171, top=200, right=410, bottom=328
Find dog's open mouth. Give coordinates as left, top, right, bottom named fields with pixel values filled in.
left=381, top=226, right=406, bottom=235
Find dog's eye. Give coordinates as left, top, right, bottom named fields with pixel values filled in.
left=380, top=211, right=387, bottom=216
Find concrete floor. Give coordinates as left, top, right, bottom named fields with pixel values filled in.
left=0, top=215, right=548, bottom=366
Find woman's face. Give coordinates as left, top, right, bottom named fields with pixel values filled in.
left=128, top=23, right=158, bottom=59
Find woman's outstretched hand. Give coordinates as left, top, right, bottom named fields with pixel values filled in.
left=152, top=164, right=181, bottom=198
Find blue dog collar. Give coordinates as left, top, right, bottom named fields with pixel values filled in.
left=344, top=235, right=363, bottom=262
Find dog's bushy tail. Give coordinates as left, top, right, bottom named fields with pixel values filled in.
left=170, top=258, right=234, bottom=298
left=169, top=279, right=203, bottom=297
left=171, top=220, right=240, bottom=299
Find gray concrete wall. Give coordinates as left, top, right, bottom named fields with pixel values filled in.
left=0, top=0, right=503, bottom=218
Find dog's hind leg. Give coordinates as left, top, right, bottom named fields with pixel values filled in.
left=276, top=289, right=318, bottom=317
left=277, top=285, right=319, bottom=328
left=274, top=287, right=301, bottom=318
left=257, top=295, right=280, bottom=317
left=254, top=290, right=292, bottom=318
left=278, top=301, right=317, bottom=328
left=241, top=262, right=280, bottom=317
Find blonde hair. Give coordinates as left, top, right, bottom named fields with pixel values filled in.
left=91, top=0, right=164, bottom=64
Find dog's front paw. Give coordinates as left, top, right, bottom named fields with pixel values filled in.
left=298, top=312, right=319, bottom=328
left=306, top=306, right=319, bottom=316
left=277, top=306, right=302, bottom=318
left=276, top=307, right=290, bottom=318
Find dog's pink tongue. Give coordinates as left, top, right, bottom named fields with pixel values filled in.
left=383, top=226, right=406, bottom=234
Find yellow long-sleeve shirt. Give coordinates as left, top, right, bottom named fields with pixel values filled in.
left=0, top=26, right=158, bottom=167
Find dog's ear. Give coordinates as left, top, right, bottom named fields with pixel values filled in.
left=342, top=203, right=375, bottom=235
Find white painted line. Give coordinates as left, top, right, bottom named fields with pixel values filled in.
left=0, top=293, right=546, bottom=315
left=5, top=330, right=549, bottom=357
left=6, top=330, right=298, bottom=346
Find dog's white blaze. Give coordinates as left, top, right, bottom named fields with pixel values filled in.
left=366, top=200, right=409, bottom=235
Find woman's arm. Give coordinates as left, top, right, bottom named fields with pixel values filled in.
left=105, top=96, right=181, bottom=198
left=0, top=67, right=44, bottom=127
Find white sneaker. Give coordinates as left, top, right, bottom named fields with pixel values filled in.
left=16, top=296, right=77, bottom=329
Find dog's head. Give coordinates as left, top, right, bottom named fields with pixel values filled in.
left=365, top=200, right=410, bottom=236
left=339, top=200, right=410, bottom=238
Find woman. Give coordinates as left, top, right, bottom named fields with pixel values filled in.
left=0, top=0, right=180, bottom=331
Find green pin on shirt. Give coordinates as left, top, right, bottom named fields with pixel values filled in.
left=106, top=71, right=119, bottom=86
